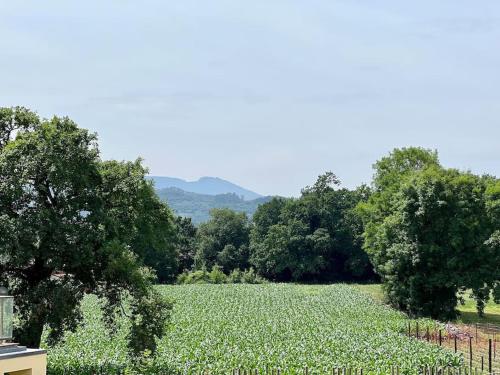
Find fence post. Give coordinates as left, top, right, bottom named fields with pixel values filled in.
left=488, top=338, right=492, bottom=374
left=494, top=332, right=496, bottom=359
left=417, top=322, right=420, bottom=339
left=469, top=337, right=473, bottom=369
left=455, top=336, right=457, bottom=353
left=427, top=327, right=430, bottom=342
left=439, top=330, right=442, bottom=346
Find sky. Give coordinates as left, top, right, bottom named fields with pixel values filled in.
left=1, top=1, right=499, bottom=197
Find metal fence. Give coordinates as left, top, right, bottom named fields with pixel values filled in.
left=408, top=321, right=498, bottom=374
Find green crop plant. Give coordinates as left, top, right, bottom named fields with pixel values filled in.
left=44, top=284, right=461, bottom=374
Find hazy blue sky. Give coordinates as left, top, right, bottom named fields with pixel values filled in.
left=1, top=1, right=499, bottom=196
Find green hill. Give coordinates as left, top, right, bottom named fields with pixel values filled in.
left=148, top=176, right=262, bottom=200
left=156, top=187, right=273, bottom=224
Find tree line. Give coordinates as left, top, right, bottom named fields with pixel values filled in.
left=173, top=154, right=499, bottom=321
left=180, top=173, right=375, bottom=284
left=1, top=107, right=498, bottom=356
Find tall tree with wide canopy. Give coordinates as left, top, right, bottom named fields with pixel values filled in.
left=0, top=107, right=174, bottom=352
left=250, top=173, right=374, bottom=282
left=360, top=147, right=500, bottom=319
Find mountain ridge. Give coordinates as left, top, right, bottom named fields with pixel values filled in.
left=147, top=176, right=262, bottom=201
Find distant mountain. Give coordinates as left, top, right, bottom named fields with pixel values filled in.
left=148, top=176, right=262, bottom=201
left=156, top=187, right=273, bottom=224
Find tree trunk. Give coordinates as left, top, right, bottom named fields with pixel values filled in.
left=15, top=309, right=45, bottom=348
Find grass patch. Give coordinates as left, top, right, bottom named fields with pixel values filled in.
left=354, top=284, right=500, bottom=325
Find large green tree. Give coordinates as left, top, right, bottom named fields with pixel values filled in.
left=174, top=216, right=197, bottom=273
left=194, top=208, right=250, bottom=273
left=360, top=147, right=499, bottom=319
left=0, top=107, right=174, bottom=352
left=250, top=173, right=374, bottom=282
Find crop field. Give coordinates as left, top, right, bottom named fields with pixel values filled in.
left=44, top=284, right=461, bottom=374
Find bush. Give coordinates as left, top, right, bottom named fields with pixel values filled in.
left=228, top=267, right=265, bottom=284
left=176, top=271, right=189, bottom=284
left=177, top=267, right=265, bottom=285
left=177, top=267, right=211, bottom=284
left=241, top=267, right=265, bottom=284
left=227, top=269, right=243, bottom=283
left=208, top=265, right=227, bottom=284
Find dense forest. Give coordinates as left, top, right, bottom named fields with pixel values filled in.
left=156, top=187, right=272, bottom=224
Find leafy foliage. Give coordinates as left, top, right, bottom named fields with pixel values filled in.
left=360, top=147, right=500, bottom=320
left=0, top=107, right=173, bottom=353
left=250, top=173, right=375, bottom=282
left=194, top=208, right=251, bottom=273
left=176, top=266, right=265, bottom=284
left=173, top=216, right=197, bottom=273
left=101, top=160, right=179, bottom=284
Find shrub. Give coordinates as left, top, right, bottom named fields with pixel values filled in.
left=208, top=265, right=227, bottom=284
left=177, top=267, right=265, bottom=285
left=228, top=269, right=243, bottom=283
left=177, top=267, right=211, bottom=284
left=241, top=267, right=265, bottom=284
left=176, top=271, right=189, bottom=284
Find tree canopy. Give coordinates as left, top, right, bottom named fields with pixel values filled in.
left=0, top=107, right=174, bottom=353
left=360, top=147, right=500, bottom=319
left=174, top=215, right=197, bottom=273
left=250, top=173, right=375, bottom=282
left=194, top=208, right=251, bottom=273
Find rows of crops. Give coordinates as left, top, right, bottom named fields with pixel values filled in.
left=44, top=284, right=462, bottom=374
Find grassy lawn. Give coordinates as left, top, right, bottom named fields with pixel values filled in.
left=354, top=284, right=500, bottom=325
left=455, top=294, right=500, bottom=325
left=45, top=284, right=460, bottom=374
